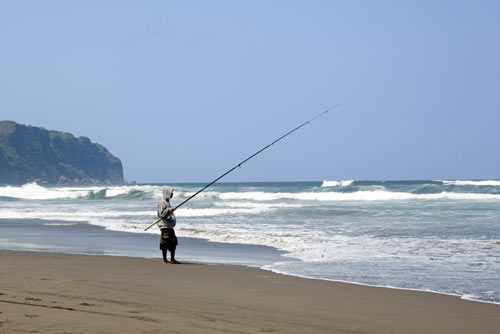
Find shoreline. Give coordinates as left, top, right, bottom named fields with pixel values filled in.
left=3, top=245, right=500, bottom=307
left=1, top=250, right=499, bottom=333
left=266, top=266, right=500, bottom=307
left=1, top=217, right=499, bottom=306
left=0, top=218, right=289, bottom=267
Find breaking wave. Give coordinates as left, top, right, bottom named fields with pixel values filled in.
left=441, top=180, right=500, bottom=186
left=321, top=180, right=354, bottom=187
left=2, top=182, right=500, bottom=203
left=0, top=183, right=161, bottom=201
left=207, top=190, right=500, bottom=202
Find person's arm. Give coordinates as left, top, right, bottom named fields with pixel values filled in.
left=158, top=201, right=168, bottom=218
left=159, top=202, right=175, bottom=218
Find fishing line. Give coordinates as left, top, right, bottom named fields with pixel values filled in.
left=145, top=104, right=340, bottom=231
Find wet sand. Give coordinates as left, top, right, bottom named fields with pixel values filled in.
left=1, top=250, right=499, bottom=333
left=0, top=218, right=288, bottom=267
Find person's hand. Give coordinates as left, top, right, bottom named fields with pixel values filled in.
left=170, top=208, right=176, bottom=213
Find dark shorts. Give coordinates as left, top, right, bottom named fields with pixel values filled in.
left=159, top=228, right=178, bottom=251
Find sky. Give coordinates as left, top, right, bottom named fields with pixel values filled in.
left=1, top=0, right=499, bottom=183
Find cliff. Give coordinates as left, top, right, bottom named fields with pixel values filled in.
left=0, top=121, right=124, bottom=185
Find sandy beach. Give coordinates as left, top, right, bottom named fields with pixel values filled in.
left=0, top=250, right=499, bottom=333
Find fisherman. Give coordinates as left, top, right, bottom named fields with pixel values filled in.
left=157, top=186, right=180, bottom=264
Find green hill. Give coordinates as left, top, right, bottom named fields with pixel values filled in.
left=0, top=121, right=124, bottom=185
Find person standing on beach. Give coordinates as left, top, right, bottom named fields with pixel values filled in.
left=157, top=186, right=180, bottom=264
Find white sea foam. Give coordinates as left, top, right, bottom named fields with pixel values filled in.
left=0, top=204, right=281, bottom=230
left=441, top=180, right=500, bottom=186
left=104, top=187, right=133, bottom=197
left=0, top=183, right=98, bottom=200
left=0, top=183, right=162, bottom=200
left=104, top=184, right=162, bottom=199
left=176, top=207, right=272, bottom=217
left=3, top=183, right=500, bottom=203
left=321, top=180, right=354, bottom=187
left=214, top=190, right=500, bottom=202
left=175, top=220, right=500, bottom=264
left=41, top=222, right=80, bottom=226
left=0, top=208, right=153, bottom=221
left=214, top=201, right=302, bottom=209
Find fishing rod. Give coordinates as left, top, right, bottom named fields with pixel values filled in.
left=144, top=104, right=340, bottom=231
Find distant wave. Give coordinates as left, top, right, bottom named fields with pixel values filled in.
left=214, top=190, right=500, bottom=202
left=2, top=182, right=500, bottom=203
left=441, top=180, right=500, bottom=186
left=321, top=179, right=500, bottom=188
left=214, top=201, right=302, bottom=209
left=0, top=183, right=95, bottom=200
left=321, top=180, right=354, bottom=187
left=0, top=183, right=161, bottom=201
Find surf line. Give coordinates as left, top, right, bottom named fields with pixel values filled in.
left=144, top=104, right=340, bottom=231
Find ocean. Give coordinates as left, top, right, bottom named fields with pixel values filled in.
left=1, top=180, right=499, bottom=304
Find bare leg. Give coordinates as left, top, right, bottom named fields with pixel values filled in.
left=161, top=249, right=168, bottom=264
left=170, top=248, right=181, bottom=264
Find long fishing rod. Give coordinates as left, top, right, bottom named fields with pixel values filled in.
left=144, top=104, right=340, bottom=231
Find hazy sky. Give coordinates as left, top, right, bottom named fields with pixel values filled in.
left=1, top=1, right=499, bottom=183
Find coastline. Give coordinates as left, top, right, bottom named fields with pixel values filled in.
left=0, top=218, right=289, bottom=267
left=1, top=217, right=499, bottom=305
left=1, top=250, right=499, bottom=334
left=266, top=266, right=500, bottom=307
